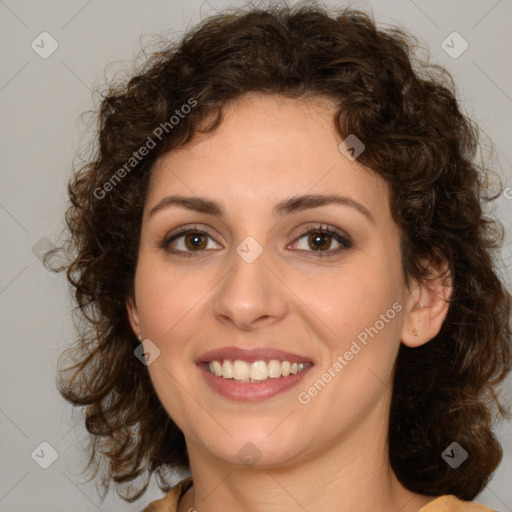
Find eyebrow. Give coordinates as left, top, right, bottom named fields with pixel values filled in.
left=148, top=193, right=374, bottom=223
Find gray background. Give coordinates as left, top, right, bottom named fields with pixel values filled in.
left=1, top=0, right=511, bottom=510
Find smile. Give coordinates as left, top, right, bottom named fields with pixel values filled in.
left=207, top=359, right=311, bottom=382
left=196, top=346, right=314, bottom=401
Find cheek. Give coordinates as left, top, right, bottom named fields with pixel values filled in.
left=133, top=257, right=206, bottom=427
left=293, top=256, right=405, bottom=387
left=296, top=271, right=403, bottom=413
left=299, top=262, right=402, bottom=337
left=134, top=254, right=213, bottom=344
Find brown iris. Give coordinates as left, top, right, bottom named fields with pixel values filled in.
left=308, top=232, right=331, bottom=251
left=184, top=233, right=208, bottom=251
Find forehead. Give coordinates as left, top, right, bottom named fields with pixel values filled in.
left=147, top=93, right=389, bottom=218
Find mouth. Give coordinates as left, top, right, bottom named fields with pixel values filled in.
left=203, top=359, right=312, bottom=383
left=195, top=346, right=314, bottom=401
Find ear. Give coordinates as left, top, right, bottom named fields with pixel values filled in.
left=126, top=295, right=142, bottom=341
left=401, top=255, right=452, bottom=348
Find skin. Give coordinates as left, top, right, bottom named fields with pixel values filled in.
left=127, top=93, right=451, bottom=512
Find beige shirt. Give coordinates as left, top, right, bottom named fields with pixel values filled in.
left=141, top=476, right=498, bottom=512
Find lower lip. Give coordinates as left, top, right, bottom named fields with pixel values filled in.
left=197, top=363, right=313, bottom=402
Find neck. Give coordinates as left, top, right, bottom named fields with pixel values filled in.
left=178, top=400, right=435, bottom=512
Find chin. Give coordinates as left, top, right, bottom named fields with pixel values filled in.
left=202, top=428, right=304, bottom=468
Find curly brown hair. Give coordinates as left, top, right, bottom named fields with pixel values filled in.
left=48, top=0, right=512, bottom=503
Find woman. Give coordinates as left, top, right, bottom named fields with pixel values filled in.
left=50, top=2, right=511, bottom=511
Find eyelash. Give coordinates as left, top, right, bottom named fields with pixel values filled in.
left=161, top=224, right=352, bottom=259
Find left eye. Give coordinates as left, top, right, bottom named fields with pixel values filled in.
left=290, top=227, right=352, bottom=256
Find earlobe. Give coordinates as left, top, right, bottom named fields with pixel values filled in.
left=126, top=296, right=141, bottom=340
left=401, top=259, right=452, bottom=348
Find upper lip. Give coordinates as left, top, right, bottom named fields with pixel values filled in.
left=196, top=346, right=313, bottom=364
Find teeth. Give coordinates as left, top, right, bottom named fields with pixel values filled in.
left=233, top=360, right=250, bottom=380
left=207, top=359, right=309, bottom=381
left=250, top=361, right=268, bottom=381
left=211, top=360, right=222, bottom=377
left=222, top=360, right=234, bottom=379
left=267, top=359, right=281, bottom=378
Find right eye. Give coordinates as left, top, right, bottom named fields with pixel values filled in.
left=162, top=226, right=222, bottom=256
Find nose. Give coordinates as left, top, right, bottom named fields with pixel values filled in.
left=212, top=242, right=288, bottom=331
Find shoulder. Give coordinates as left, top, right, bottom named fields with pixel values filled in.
left=419, top=495, right=499, bottom=512
left=141, top=476, right=193, bottom=512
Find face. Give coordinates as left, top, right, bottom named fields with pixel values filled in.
left=128, top=93, right=416, bottom=468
